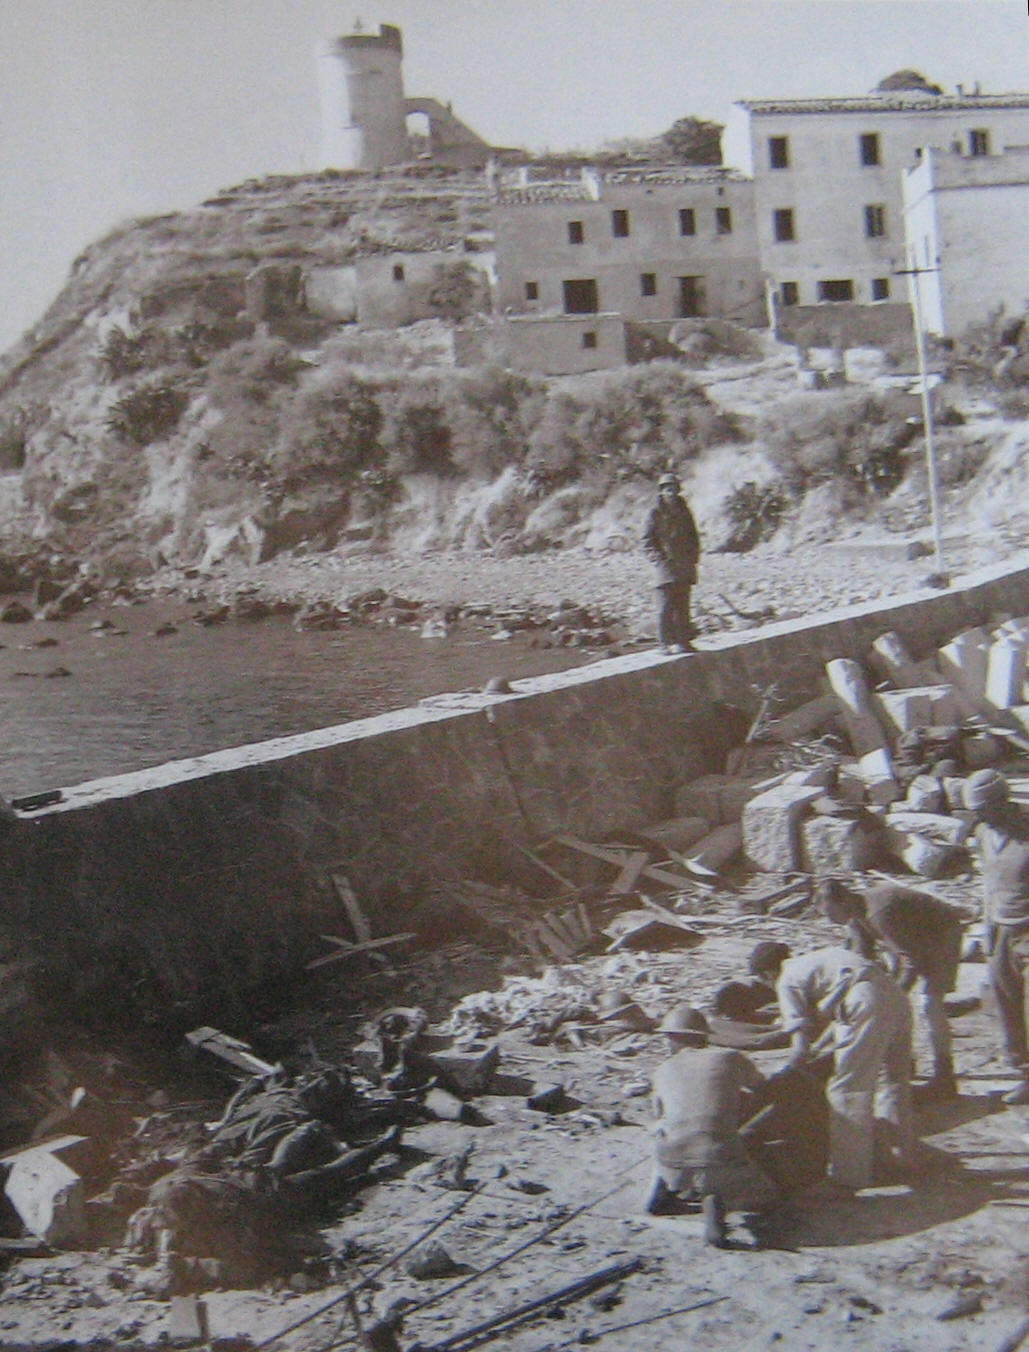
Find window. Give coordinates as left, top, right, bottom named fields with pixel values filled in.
left=392, top=264, right=405, bottom=282
left=871, top=277, right=891, bottom=301
left=562, top=278, right=599, bottom=314
left=611, top=209, right=630, bottom=237
left=715, top=207, right=732, bottom=235
left=864, top=204, right=886, bottom=238
left=582, top=331, right=597, bottom=350
left=678, top=276, right=704, bottom=317
left=773, top=208, right=795, bottom=242
left=678, top=207, right=696, bottom=236
left=818, top=279, right=855, bottom=302
left=524, top=281, right=539, bottom=301
left=640, top=272, right=657, bottom=297
left=567, top=220, right=584, bottom=244
left=781, top=281, right=799, bottom=307
left=768, top=135, right=790, bottom=168
left=969, top=128, right=991, bottom=156
left=859, top=132, right=881, bottom=166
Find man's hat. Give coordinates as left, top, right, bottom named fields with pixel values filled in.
left=748, top=940, right=791, bottom=975
left=963, top=767, right=1009, bottom=810
left=657, top=472, right=680, bottom=488
left=657, top=1004, right=709, bottom=1039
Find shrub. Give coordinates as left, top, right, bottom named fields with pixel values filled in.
left=381, top=380, right=455, bottom=475
left=0, top=407, right=36, bottom=469
left=721, top=480, right=789, bottom=552
left=106, top=381, right=189, bottom=446
left=272, top=372, right=382, bottom=488
left=763, top=390, right=914, bottom=497
left=446, top=367, right=543, bottom=477
left=98, top=325, right=152, bottom=380
left=206, top=335, right=305, bottom=405
left=425, top=260, right=481, bottom=321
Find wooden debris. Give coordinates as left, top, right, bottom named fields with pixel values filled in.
left=610, top=851, right=649, bottom=894
left=513, top=842, right=576, bottom=890
left=306, top=932, right=417, bottom=970
left=552, top=835, right=694, bottom=890
left=184, top=1027, right=281, bottom=1077
left=329, top=869, right=372, bottom=943
left=515, top=902, right=594, bottom=961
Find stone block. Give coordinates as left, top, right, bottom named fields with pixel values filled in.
left=874, top=685, right=960, bottom=735
left=639, top=815, right=711, bottom=854
left=985, top=637, right=1029, bottom=710
left=674, top=776, right=758, bottom=825
left=937, top=628, right=990, bottom=701
left=688, top=822, right=743, bottom=871
left=857, top=747, right=901, bottom=805
left=868, top=632, right=934, bottom=687
left=765, top=694, right=840, bottom=744
left=904, top=774, right=945, bottom=813
left=825, top=658, right=889, bottom=755
left=962, top=734, right=1003, bottom=769
left=428, top=1042, right=500, bottom=1097
left=883, top=825, right=955, bottom=878
left=885, top=810, right=971, bottom=846
left=3, top=1140, right=86, bottom=1246
left=783, top=764, right=837, bottom=788
left=800, top=814, right=883, bottom=874
left=169, top=1295, right=209, bottom=1347
left=743, top=784, right=824, bottom=872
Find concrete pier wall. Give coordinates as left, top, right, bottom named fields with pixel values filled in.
left=6, top=558, right=1029, bottom=1009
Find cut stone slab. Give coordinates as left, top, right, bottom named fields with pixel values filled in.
left=986, top=637, right=1029, bottom=710
left=826, top=658, right=889, bottom=755
left=674, top=775, right=759, bottom=825
left=874, top=685, right=960, bottom=735
left=428, top=1042, right=500, bottom=1097
left=937, top=628, right=990, bottom=701
left=868, top=632, right=940, bottom=687
left=743, top=783, right=824, bottom=872
left=765, top=694, right=840, bottom=744
left=904, top=774, right=946, bottom=813
left=883, top=825, right=955, bottom=878
left=800, top=814, right=883, bottom=874
left=169, top=1295, right=209, bottom=1347
left=2, top=1137, right=86, bottom=1246
left=885, top=810, right=972, bottom=846
left=687, top=822, right=743, bottom=871
left=962, top=733, right=1004, bottom=769
left=857, top=747, right=901, bottom=805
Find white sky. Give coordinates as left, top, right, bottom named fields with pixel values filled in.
left=0, top=0, right=1026, bottom=352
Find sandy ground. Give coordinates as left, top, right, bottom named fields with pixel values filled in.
left=1, top=873, right=1029, bottom=1352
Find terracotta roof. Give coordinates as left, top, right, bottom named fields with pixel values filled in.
left=604, top=166, right=747, bottom=184
left=738, top=92, right=1029, bottom=115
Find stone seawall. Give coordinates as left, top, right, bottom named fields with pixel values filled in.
left=5, top=558, right=1028, bottom=1012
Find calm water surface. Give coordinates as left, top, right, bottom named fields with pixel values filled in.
left=0, top=601, right=597, bottom=797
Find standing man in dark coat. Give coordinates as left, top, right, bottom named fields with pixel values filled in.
left=643, top=472, right=701, bottom=654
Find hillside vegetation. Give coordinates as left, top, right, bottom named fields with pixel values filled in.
left=0, top=166, right=1027, bottom=594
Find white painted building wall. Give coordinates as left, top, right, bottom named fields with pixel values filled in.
left=903, top=146, right=1029, bottom=336
left=741, top=92, right=1029, bottom=310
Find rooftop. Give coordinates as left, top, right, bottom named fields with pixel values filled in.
left=495, top=164, right=748, bottom=204
left=739, top=92, right=1029, bottom=116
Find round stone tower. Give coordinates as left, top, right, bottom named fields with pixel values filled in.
left=316, top=22, right=409, bottom=171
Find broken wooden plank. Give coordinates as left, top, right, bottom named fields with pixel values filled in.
left=184, top=1027, right=280, bottom=1077
left=609, top=850, right=649, bottom=894
left=306, top=932, right=417, bottom=971
left=513, top=842, right=577, bottom=890
left=329, top=870, right=372, bottom=943
left=553, top=835, right=694, bottom=890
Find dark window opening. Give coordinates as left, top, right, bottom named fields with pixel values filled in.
left=970, top=128, right=991, bottom=156
left=582, top=330, right=597, bottom=350
left=611, top=209, right=630, bottom=237
left=715, top=207, right=732, bottom=235
left=567, top=220, right=584, bottom=244
left=871, top=277, right=890, bottom=301
left=773, top=208, right=795, bottom=242
left=563, top=278, right=599, bottom=314
left=864, top=204, right=886, bottom=238
left=818, top=279, right=855, bottom=303
left=392, top=264, right=405, bottom=282
left=640, top=272, right=657, bottom=297
left=678, top=207, right=695, bottom=236
left=677, top=275, right=705, bottom=317
left=781, top=281, right=799, bottom=307
left=860, top=132, right=881, bottom=166
left=525, top=281, right=539, bottom=301
left=769, top=135, right=790, bottom=168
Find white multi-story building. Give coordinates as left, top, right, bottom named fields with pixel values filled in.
left=738, top=74, right=1029, bottom=331
left=903, top=145, right=1029, bottom=337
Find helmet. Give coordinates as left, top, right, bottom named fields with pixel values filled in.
left=657, top=1004, right=709, bottom=1039
left=594, top=990, right=651, bottom=1029
left=963, top=767, right=1009, bottom=810
left=748, top=940, right=791, bottom=977
left=657, top=472, right=679, bottom=489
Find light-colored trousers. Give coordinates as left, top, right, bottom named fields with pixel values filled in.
left=828, top=970, right=914, bottom=1188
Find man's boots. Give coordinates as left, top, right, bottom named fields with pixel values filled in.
left=918, top=1059, right=959, bottom=1103
left=702, top=1192, right=727, bottom=1247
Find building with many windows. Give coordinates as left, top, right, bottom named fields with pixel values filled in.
left=738, top=73, right=1029, bottom=336
left=491, top=166, right=766, bottom=350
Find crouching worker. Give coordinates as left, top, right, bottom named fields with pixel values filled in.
left=751, top=941, right=914, bottom=1191
left=646, top=1005, right=778, bottom=1246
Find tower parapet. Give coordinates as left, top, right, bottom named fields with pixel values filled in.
left=317, top=23, right=409, bottom=170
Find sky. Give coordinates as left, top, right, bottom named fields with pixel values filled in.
left=1, top=0, right=1027, bottom=353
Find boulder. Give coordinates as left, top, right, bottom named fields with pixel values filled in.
left=800, top=815, right=883, bottom=874
left=743, top=784, right=824, bottom=872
